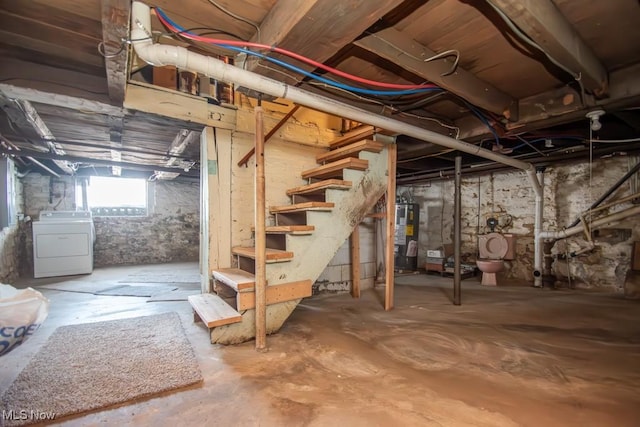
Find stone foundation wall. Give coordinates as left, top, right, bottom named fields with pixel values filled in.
left=0, top=165, right=24, bottom=284
left=399, top=155, right=639, bottom=292
left=19, top=173, right=199, bottom=275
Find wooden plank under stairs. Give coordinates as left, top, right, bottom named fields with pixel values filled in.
left=236, top=280, right=312, bottom=310
left=212, top=268, right=256, bottom=292
left=286, top=179, right=352, bottom=196
left=188, top=293, right=242, bottom=328
left=232, top=246, right=294, bottom=263
left=301, top=157, right=368, bottom=180
left=317, top=139, right=384, bottom=163
left=270, top=201, right=334, bottom=213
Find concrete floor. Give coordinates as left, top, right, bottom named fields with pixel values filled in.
left=2, top=263, right=639, bottom=426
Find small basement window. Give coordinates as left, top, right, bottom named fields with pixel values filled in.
left=78, top=176, right=149, bottom=216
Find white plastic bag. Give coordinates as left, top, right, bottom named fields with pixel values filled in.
left=0, top=284, right=49, bottom=356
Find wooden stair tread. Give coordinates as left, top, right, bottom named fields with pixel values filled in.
left=265, top=225, right=315, bottom=234
left=329, top=125, right=375, bottom=149
left=212, top=268, right=255, bottom=292
left=301, top=158, right=368, bottom=180
left=317, top=139, right=384, bottom=163
left=232, top=246, right=294, bottom=262
left=188, top=293, right=242, bottom=328
left=286, top=179, right=352, bottom=196
left=270, top=201, right=334, bottom=213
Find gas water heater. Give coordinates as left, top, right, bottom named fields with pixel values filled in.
left=394, top=203, right=420, bottom=271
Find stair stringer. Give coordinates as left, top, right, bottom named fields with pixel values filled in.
left=209, top=149, right=388, bottom=345
left=266, top=148, right=389, bottom=286
left=210, top=300, right=300, bottom=344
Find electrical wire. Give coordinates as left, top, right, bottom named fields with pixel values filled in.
left=205, top=0, right=261, bottom=42
left=155, top=7, right=440, bottom=91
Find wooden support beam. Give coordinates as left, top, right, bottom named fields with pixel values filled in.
left=459, top=63, right=640, bottom=139
left=237, top=104, right=300, bottom=167
left=101, top=0, right=130, bottom=104
left=108, top=118, right=123, bottom=176
left=351, top=225, right=361, bottom=298
left=487, top=0, right=608, bottom=96
left=385, top=145, right=397, bottom=311
left=0, top=99, right=74, bottom=174
left=354, top=28, right=517, bottom=119
left=254, top=106, right=267, bottom=351
left=207, top=128, right=233, bottom=277
left=0, top=83, right=121, bottom=116
left=124, top=82, right=236, bottom=130
left=244, top=0, right=404, bottom=83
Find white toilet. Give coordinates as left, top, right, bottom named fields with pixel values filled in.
left=476, top=233, right=516, bottom=286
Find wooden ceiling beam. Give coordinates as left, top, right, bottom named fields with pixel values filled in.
left=354, top=28, right=518, bottom=120
left=486, top=0, right=608, bottom=96
left=0, top=97, right=74, bottom=174
left=458, top=62, right=640, bottom=139
left=0, top=1, right=102, bottom=39
left=101, top=0, right=130, bottom=105
left=243, top=0, right=404, bottom=83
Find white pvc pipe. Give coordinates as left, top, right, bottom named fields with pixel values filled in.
left=538, top=205, right=640, bottom=240
left=533, top=170, right=544, bottom=287
left=131, top=2, right=537, bottom=173
left=131, top=1, right=546, bottom=281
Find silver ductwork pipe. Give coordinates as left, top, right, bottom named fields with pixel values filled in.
left=131, top=1, right=546, bottom=283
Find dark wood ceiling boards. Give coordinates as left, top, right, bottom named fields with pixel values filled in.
left=0, top=0, right=638, bottom=180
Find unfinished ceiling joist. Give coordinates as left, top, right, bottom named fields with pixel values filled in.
left=101, top=0, right=130, bottom=104
left=354, top=28, right=518, bottom=119
left=459, top=62, right=640, bottom=139
left=0, top=84, right=124, bottom=117
left=486, top=0, right=608, bottom=95
left=154, top=129, right=199, bottom=180
left=0, top=146, right=198, bottom=178
left=243, top=0, right=404, bottom=83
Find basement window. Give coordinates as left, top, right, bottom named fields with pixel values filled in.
left=78, top=176, right=149, bottom=217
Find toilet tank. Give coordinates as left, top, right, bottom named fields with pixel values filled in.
left=503, top=234, right=516, bottom=260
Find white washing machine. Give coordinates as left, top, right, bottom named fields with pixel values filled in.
left=33, top=211, right=95, bottom=278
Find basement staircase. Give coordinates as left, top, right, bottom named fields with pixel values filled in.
left=189, top=126, right=390, bottom=344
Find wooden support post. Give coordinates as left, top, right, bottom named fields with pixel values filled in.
left=350, top=224, right=361, bottom=298
left=254, top=106, right=267, bottom=350
left=385, top=145, right=397, bottom=311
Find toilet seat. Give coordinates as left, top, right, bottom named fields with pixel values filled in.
left=479, top=233, right=508, bottom=259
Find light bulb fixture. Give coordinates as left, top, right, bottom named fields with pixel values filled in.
left=586, top=109, right=605, bottom=132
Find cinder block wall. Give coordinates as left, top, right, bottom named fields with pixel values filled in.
left=399, top=156, right=639, bottom=292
